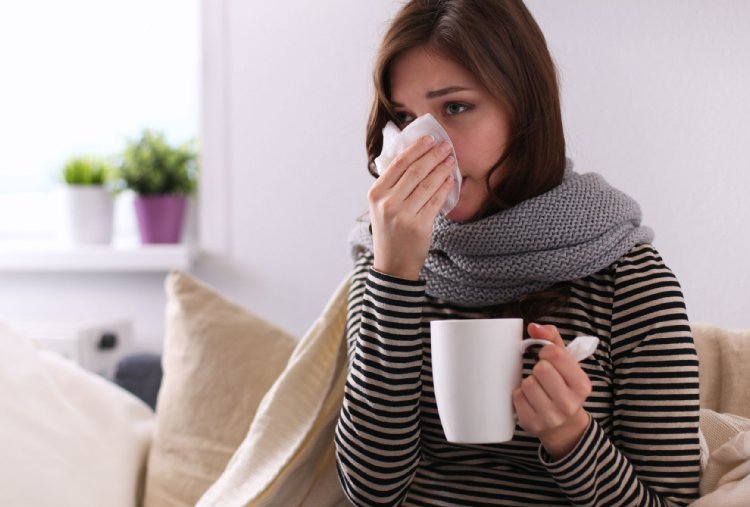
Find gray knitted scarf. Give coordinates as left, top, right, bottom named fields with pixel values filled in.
left=349, top=161, right=654, bottom=307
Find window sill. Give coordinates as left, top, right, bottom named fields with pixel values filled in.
left=0, top=241, right=197, bottom=273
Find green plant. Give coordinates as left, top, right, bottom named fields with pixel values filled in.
left=118, top=129, right=198, bottom=196
left=62, top=156, right=115, bottom=186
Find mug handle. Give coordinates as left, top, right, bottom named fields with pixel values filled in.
left=520, top=338, right=554, bottom=353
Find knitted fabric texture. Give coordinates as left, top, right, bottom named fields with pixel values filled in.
left=349, top=162, right=654, bottom=306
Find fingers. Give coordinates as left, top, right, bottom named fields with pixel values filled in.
left=528, top=323, right=591, bottom=395
left=407, top=156, right=455, bottom=214
left=514, top=375, right=566, bottom=431
left=368, top=138, right=454, bottom=218
left=515, top=324, right=594, bottom=439
left=366, top=136, right=455, bottom=280
left=528, top=323, right=564, bottom=347
left=376, top=135, right=441, bottom=189
left=540, top=345, right=592, bottom=396
left=514, top=359, right=589, bottom=434
left=512, top=388, right=538, bottom=431
left=529, top=360, right=585, bottom=419
left=393, top=141, right=453, bottom=201
left=414, top=173, right=454, bottom=219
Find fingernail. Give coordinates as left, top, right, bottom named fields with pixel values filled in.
left=438, top=141, right=451, bottom=153
left=422, top=135, right=435, bottom=145
left=444, top=155, right=455, bottom=166
left=530, top=323, right=543, bottom=331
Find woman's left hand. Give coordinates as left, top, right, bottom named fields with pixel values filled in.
left=512, top=323, right=592, bottom=460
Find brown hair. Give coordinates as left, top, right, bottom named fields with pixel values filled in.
left=485, top=283, right=572, bottom=331
left=367, top=0, right=566, bottom=210
left=366, top=0, right=571, bottom=320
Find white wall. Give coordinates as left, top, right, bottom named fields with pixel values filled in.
left=527, top=0, right=750, bottom=328
left=1, top=1, right=747, bottom=351
left=190, top=0, right=401, bottom=339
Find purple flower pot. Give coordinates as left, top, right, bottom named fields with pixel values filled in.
left=134, top=195, right=187, bottom=244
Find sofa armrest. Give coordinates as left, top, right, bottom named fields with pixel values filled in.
left=114, top=353, right=163, bottom=411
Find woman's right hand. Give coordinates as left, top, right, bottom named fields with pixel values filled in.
left=368, top=135, right=456, bottom=280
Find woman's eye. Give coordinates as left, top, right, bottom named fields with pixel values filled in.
left=395, top=112, right=414, bottom=125
left=446, top=103, right=470, bottom=115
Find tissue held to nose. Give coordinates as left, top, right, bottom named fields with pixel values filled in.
left=374, top=113, right=462, bottom=215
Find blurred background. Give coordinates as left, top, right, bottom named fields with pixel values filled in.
left=0, top=0, right=747, bottom=355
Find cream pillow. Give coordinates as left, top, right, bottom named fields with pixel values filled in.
left=196, top=274, right=352, bottom=507
left=696, top=409, right=750, bottom=501
left=692, top=323, right=750, bottom=419
left=0, top=322, right=154, bottom=507
left=143, top=270, right=297, bottom=507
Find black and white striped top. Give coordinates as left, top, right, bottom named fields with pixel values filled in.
left=335, top=243, right=701, bottom=506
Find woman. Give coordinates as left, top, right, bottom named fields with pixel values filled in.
left=335, top=1, right=700, bottom=505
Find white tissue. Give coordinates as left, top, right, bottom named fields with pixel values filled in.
left=374, top=113, right=462, bottom=215
left=566, top=335, right=600, bottom=362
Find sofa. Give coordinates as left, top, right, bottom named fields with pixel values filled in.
left=2, top=270, right=749, bottom=507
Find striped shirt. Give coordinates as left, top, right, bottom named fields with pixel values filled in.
left=334, top=243, right=701, bottom=506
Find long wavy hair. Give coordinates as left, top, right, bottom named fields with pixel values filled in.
left=366, top=0, right=570, bottom=322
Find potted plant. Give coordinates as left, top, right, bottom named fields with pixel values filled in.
left=60, top=156, right=116, bottom=244
left=118, top=130, right=198, bottom=244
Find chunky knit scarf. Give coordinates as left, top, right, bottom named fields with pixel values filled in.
left=349, top=161, right=654, bottom=307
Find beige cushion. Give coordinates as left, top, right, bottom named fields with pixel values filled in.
left=143, top=271, right=297, bottom=507
left=196, top=274, right=352, bottom=507
left=692, top=323, right=750, bottom=419
left=692, top=324, right=750, bottom=503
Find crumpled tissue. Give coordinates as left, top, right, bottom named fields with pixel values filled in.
left=374, top=113, right=462, bottom=215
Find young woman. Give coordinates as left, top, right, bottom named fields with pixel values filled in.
left=335, top=1, right=701, bottom=505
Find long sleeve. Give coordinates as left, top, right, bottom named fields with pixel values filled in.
left=334, top=254, right=426, bottom=507
left=539, top=245, right=701, bottom=506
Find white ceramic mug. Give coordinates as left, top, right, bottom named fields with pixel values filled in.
left=430, top=318, right=553, bottom=444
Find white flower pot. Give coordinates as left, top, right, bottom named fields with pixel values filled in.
left=63, top=185, right=114, bottom=244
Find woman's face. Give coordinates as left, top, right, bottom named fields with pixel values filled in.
left=389, top=45, right=512, bottom=223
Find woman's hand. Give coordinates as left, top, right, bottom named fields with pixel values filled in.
left=368, top=135, right=456, bottom=280
left=513, top=323, right=593, bottom=460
